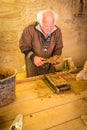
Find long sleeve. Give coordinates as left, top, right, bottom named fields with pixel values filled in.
left=19, top=26, right=33, bottom=55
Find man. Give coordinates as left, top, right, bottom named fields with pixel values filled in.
left=19, top=10, right=63, bottom=77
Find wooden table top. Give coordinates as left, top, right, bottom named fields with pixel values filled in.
left=0, top=72, right=87, bottom=130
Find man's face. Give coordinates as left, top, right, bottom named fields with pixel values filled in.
left=41, top=15, right=55, bottom=36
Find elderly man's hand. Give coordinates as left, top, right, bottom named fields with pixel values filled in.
left=42, top=55, right=63, bottom=66
left=34, top=56, right=45, bottom=66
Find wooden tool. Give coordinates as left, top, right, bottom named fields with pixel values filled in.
left=44, top=74, right=71, bottom=94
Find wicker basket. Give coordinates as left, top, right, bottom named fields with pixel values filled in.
left=0, top=66, right=17, bottom=107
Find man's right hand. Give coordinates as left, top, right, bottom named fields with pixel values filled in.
left=34, top=56, right=45, bottom=66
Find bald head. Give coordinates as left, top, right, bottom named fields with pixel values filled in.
left=37, top=10, right=58, bottom=26
left=37, top=10, right=58, bottom=36
left=42, top=11, right=55, bottom=25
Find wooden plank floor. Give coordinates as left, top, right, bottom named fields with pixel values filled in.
left=0, top=73, right=87, bottom=130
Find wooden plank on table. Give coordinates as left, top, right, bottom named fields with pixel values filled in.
left=0, top=97, right=87, bottom=130
left=15, top=79, right=53, bottom=102
left=0, top=116, right=87, bottom=130
left=0, top=90, right=87, bottom=123
left=16, top=77, right=87, bottom=103
left=49, top=118, right=87, bottom=130
left=16, top=75, right=43, bottom=84
left=22, top=99, right=87, bottom=130
left=16, top=71, right=71, bottom=84
left=15, top=73, right=87, bottom=103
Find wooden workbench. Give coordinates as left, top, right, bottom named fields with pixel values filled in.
left=0, top=72, right=87, bottom=130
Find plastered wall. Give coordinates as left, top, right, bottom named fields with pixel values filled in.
left=0, top=0, right=87, bottom=72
